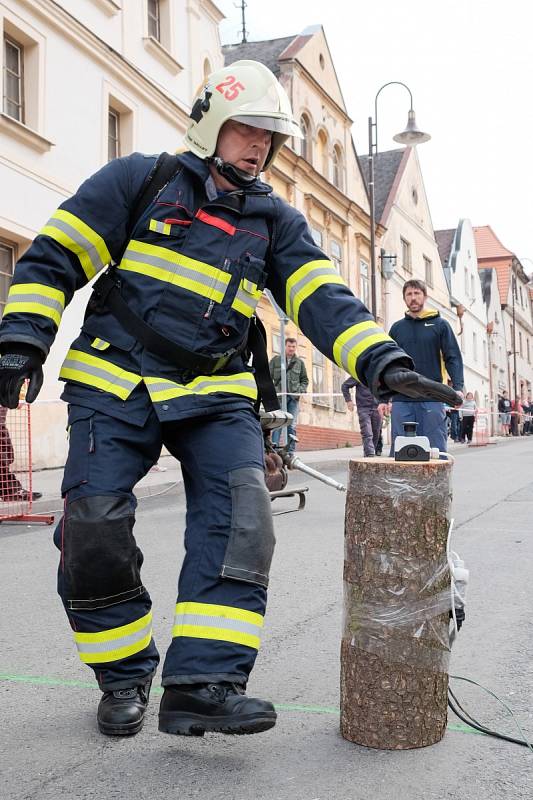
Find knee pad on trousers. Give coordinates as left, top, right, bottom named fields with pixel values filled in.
left=220, top=467, right=275, bottom=589
left=62, top=495, right=145, bottom=611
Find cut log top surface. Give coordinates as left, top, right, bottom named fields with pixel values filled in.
left=349, top=458, right=450, bottom=468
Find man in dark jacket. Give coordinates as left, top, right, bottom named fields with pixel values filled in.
left=341, top=376, right=383, bottom=457
left=0, top=61, right=460, bottom=741
left=388, top=280, right=464, bottom=454
left=269, top=338, right=308, bottom=453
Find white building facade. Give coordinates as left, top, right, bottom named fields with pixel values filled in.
left=1, top=0, right=224, bottom=466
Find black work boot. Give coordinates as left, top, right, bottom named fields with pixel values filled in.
left=158, top=682, right=277, bottom=736
left=97, top=680, right=151, bottom=736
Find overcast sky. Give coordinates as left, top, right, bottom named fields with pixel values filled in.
left=216, top=0, right=533, bottom=275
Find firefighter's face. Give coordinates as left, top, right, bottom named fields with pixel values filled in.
left=216, top=120, right=272, bottom=178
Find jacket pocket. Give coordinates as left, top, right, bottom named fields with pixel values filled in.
left=213, top=254, right=267, bottom=334
left=220, top=467, right=275, bottom=588
left=82, top=312, right=137, bottom=352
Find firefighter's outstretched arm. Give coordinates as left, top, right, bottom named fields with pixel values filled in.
left=266, top=204, right=462, bottom=408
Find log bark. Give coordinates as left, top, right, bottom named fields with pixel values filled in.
left=340, top=457, right=452, bottom=749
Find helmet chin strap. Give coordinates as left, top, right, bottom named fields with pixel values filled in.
left=208, top=156, right=258, bottom=189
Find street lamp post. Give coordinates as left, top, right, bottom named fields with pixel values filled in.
left=511, top=269, right=519, bottom=434
left=368, top=82, right=431, bottom=319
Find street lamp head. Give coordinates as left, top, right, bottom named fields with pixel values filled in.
left=392, top=109, right=431, bottom=147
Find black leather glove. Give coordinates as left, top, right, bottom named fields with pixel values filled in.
left=382, top=365, right=463, bottom=406
left=0, top=344, right=44, bottom=408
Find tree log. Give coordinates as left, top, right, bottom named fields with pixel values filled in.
left=340, top=457, right=452, bottom=749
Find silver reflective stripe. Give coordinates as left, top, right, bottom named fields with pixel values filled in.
left=6, top=291, right=63, bottom=316
left=61, top=357, right=138, bottom=393
left=337, top=326, right=383, bottom=371
left=173, top=613, right=260, bottom=638
left=287, top=265, right=339, bottom=317
left=232, top=287, right=259, bottom=314
left=122, top=247, right=229, bottom=297
left=75, top=624, right=151, bottom=655
left=48, top=216, right=107, bottom=275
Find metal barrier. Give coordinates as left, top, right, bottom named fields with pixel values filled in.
left=0, top=402, right=54, bottom=525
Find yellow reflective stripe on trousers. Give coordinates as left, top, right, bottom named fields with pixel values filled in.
left=172, top=602, right=263, bottom=651
left=144, top=372, right=257, bottom=402
left=333, top=321, right=393, bottom=380
left=120, top=240, right=231, bottom=303
left=285, top=260, right=345, bottom=326
left=73, top=612, right=153, bottom=664
left=40, top=209, right=111, bottom=281
left=231, top=279, right=262, bottom=318
left=3, top=282, right=66, bottom=327
left=59, top=349, right=142, bottom=400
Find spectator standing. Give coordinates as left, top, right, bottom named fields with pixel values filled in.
left=459, top=392, right=476, bottom=443
left=269, top=338, right=308, bottom=453
left=388, top=280, right=464, bottom=454
left=341, top=376, right=384, bottom=457
left=510, top=397, right=522, bottom=437
left=498, top=391, right=511, bottom=435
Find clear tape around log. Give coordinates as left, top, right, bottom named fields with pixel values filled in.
left=343, top=547, right=452, bottom=671
left=355, top=472, right=451, bottom=507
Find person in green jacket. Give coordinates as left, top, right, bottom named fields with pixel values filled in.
left=269, top=338, right=309, bottom=453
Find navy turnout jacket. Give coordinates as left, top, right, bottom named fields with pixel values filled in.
left=0, top=151, right=411, bottom=425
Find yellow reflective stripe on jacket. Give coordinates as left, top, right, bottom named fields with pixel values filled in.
left=73, top=612, right=152, bottom=664
left=285, top=260, right=345, bottom=326
left=40, top=209, right=111, bottom=281
left=3, top=282, right=66, bottom=327
left=231, top=278, right=263, bottom=318
left=333, top=321, right=393, bottom=380
left=149, top=219, right=171, bottom=235
left=172, top=602, right=263, bottom=651
left=144, top=372, right=257, bottom=402
left=90, top=338, right=110, bottom=351
left=120, top=240, right=231, bottom=303
left=59, top=349, right=142, bottom=400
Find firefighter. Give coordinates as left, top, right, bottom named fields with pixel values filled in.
left=0, top=60, right=460, bottom=738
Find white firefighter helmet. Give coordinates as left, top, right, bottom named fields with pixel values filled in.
left=185, top=60, right=302, bottom=171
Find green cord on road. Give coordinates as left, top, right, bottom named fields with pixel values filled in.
left=0, top=671, right=481, bottom=736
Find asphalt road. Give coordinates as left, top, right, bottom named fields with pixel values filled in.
left=1, top=439, right=532, bottom=799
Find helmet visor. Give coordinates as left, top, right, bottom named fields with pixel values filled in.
left=231, top=114, right=302, bottom=138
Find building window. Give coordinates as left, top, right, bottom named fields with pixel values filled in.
left=519, top=331, right=523, bottom=357
left=424, top=255, right=433, bottom=288
left=330, top=240, right=343, bottom=276
left=311, top=227, right=323, bottom=248
left=359, top=259, right=370, bottom=308
left=317, top=129, right=329, bottom=180
left=3, top=36, right=24, bottom=122
left=401, top=238, right=411, bottom=273
left=332, top=365, right=345, bottom=412
left=464, top=267, right=469, bottom=296
left=0, top=240, right=16, bottom=316
left=298, top=114, right=311, bottom=162
left=483, top=340, right=487, bottom=367
left=332, top=145, right=344, bottom=191
left=470, top=274, right=475, bottom=300
left=271, top=331, right=280, bottom=355
left=527, top=338, right=531, bottom=364
left=147, top=0, right=161, bottom=41
left=472, top=331, right=478, bottom=361
left=108, top=108, right=120, bottom=160
left=312, top=348, right=328, bottom=406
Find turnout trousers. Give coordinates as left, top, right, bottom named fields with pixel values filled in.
left=53, top=404, right=274, bottom=691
